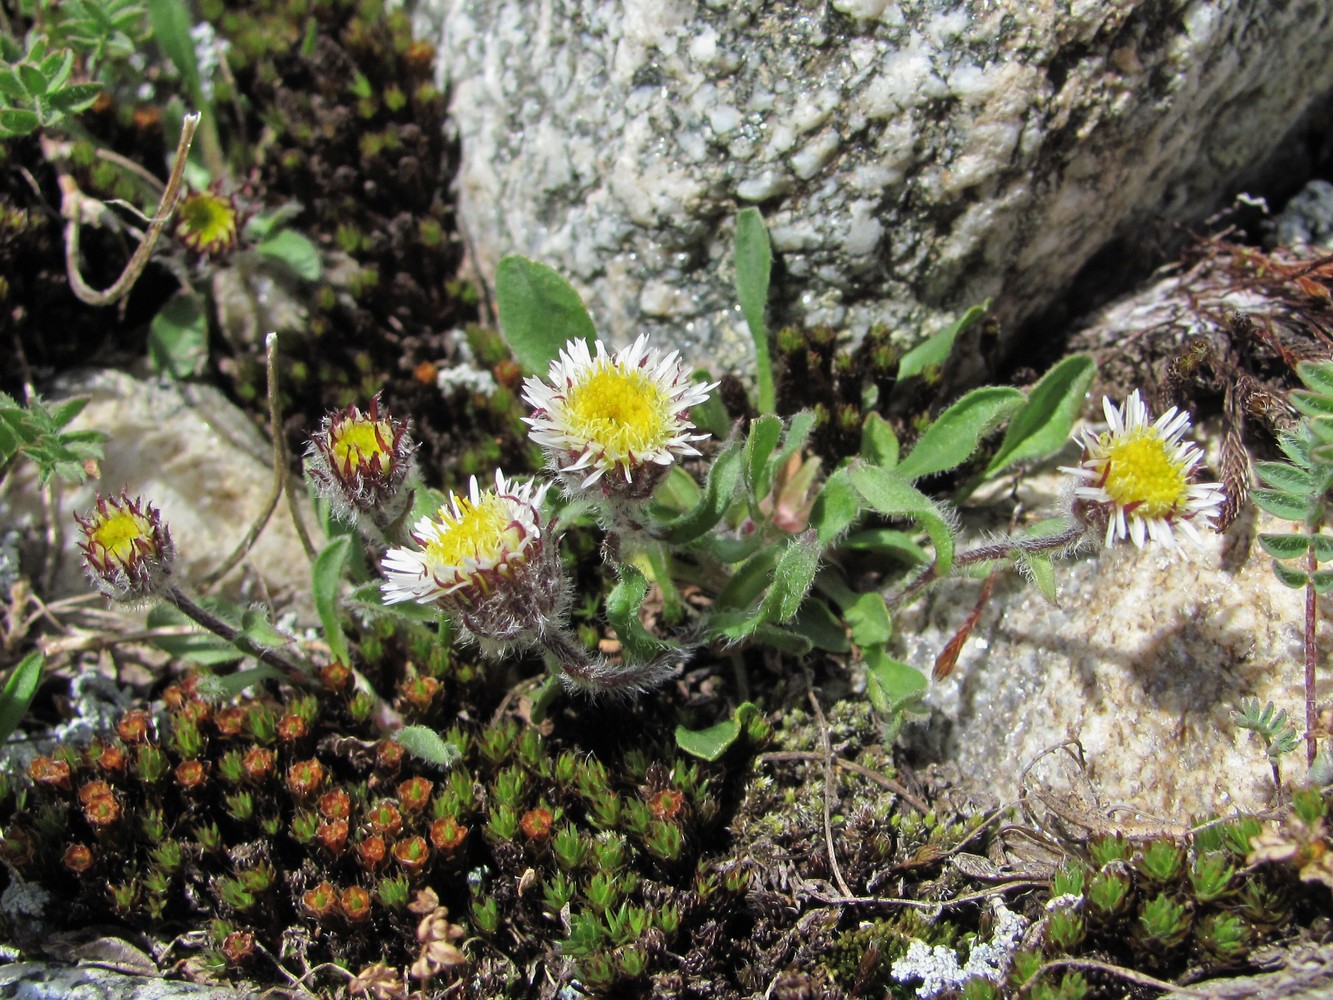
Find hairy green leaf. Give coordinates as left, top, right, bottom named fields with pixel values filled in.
left=847, top=462, right=955, bottom=575
left=896, top=302, right=987, bottom=382
left=606, top=565, right=671, bottom=663
left=809, top=467, right=861, bottom=547
left=1271, top=561, right=1309, bottom=589
left=1020, top=553, right=1059, bottom=605
left=1252, top=488, right=1315, bottom=523
left=313, top=535, right=352, bottom=665
left=1255, top=461, right=1315, bottom=493
left=1258, top=533, right=1312, bottom=562
left=1290, top=389, right=1333, bottom=421
left=759, top=531, right=820, bottom=626
left=654, top=437, right=742, bottom=545
left=985, top=354, right=1095, bottom=476
left=1314, top=570, right=1333, bottom=596
left=17, top=63, right=47, bottom=98
left=860, top=412, right=899, bottom=468
left=743, top=415, right=783, bottom=507
left=395, top=725, right=463, bottom=769
left=896, top=386, right=1024, bottom=482
left=495, top=255, right=596, bottom=375
left=1297, top=360, right=1333, bottom=398
left=840, top=527, right=930, bottom=564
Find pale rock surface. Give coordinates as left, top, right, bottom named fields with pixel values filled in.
left=908, top=517, right=1298, bottom=820
left=0, top=370, right=321, bottom=618
left=419, top=0, right=1333, bottom=370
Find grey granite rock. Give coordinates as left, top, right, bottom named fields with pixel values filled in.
left=0, top=963, right=256, bottom=999
left=0, top=369, right=322, bottom=617
left=421, top=0, right=1333, bottom=371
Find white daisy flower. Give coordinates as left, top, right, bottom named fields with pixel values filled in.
left=381, top=470, right=551, bottom=616
left=521, top=334, right=718, bottom=500
left=1061, top=390, right=1226, bottom=548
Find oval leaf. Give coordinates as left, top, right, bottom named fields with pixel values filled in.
left=1254, top=461, right=1314, bottom=495
left=495, top=256, right=597, bottom=374
left=1252, top=488, right=1314, bottom=523
left=985, top=355, right=1096, bottom=476
left=313, top=535, right=352, bottom=664
left=847, top=462, right=955, bottom=575
left=0, top=651, right=43, bottom=745
left=897, top=303, right=987, bottom=382
left=655, top=437, right=742, bottom=545
left=896, top=386, right=1025, bottom=482
left=394, top=725, right=463, bottom=769
left=256, top=230, right=322, bottom=281
left=675, top=702, right=759, bottom=762
left=1258, top=533, right=1312, bottom=562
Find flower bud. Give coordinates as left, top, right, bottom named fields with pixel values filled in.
left=76, top=493, right=174, bottom=603
left=306, top=393, right=416, bottom=526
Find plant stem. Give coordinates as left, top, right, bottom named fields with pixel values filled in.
left=1306, top=544, right=1318, bottom=768
left=889, top=522, right=1084, bottom=608
left=164, top=586, right=309, bottom=683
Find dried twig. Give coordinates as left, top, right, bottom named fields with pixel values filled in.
left=45, top=112, right=200, bottom=307
left=807, top=689, right=852, bottom=898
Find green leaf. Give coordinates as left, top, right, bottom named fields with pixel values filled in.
left=735, top=207, right=775, bottom=414
left=45, top=81, right=101, bottom=115
left=847, top=462, right=956, bottom=575
left=1313, top=571, right=1333, bottom=596
left=1290, top=390, right=1333, bottom=421
left=715, top=547, right=779, bottom=612
left=255, top=230, right=322, bottom=281
left=0, top=67, right=26, bottom=101
left=896, top=386, right=1025, bottom=482
left=606, top=565, right=671, bottom=663
left=1258, top=533, right=1312, bottom=562
left=148, top=289, right=208, bottom=379
left=148, top=0, right=203, bottom=105
left=675, top=702, right=759, bottom=762
left=985, top=354, right=1096, bottom=476
left=758, top=531, right=820, bottom=626
left=1297, top=360, right=1333, bottom=398
left=1019, top=553, right=1059, bottom=605
left=204, top=665, right=286, bottom=700
left=395, top=725, right=463, bottom=769
left=1252, top=488, right=1315, bottom=523
left=743, top=415, right=783, bottom=506
left=792, top=598, right=850, bottom=652
left=313, top=536, right=352, bottom=665
left=239, top=607, right=288, bottom=649
left=1272, top=561, right=1309, bottom=589
left=495, top=256, right=597, bottom=375
left=840, top=528, right=929, bottom=564
left=770, top=410, right=818, bottom=484
left=0, top=108, right=41, bottom=136
left=18, top=63, right=47, bottom=98
left=146, top=604, right=244, bottom=665
left=654, top=437, right=742, bottom=545
left=896, top=302, right=987, bottom=382
left=1313, top=535, right=1333, bottom=562
left=0, top=651, right=43, bottom=745
left=864, top=646, right=927, bottom=716
left=1254, top=462, right=1315, bottom=495
left=860, top=412, right=899, bottom=468
left=39, top=50, right=73, bottom=91
left=845, top=592, right=892, bottom=648
left=49, top=396, right=90, bottom=429
left=747, top=622, right=813, bottom=654
left=809, top=467, right=862, bottom=547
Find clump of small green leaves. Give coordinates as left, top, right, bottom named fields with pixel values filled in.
left=1251, top=359, right=1333, bottom=767
left=0, top=392, right=104, bottom=488
left=0, top=34, right=103, bottom=137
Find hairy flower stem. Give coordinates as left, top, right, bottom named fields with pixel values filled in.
left=889, top=522, right=1085, bottom=609
left=1306, top=545, right=1318, bottom=768
left=540, top=627, right=674, bottom=695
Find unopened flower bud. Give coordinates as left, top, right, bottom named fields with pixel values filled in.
left=306, top=393, right=416, bottom=526
left=175, top=187, right=239, bottom=258
left=76, top=492, right=175, bottom=603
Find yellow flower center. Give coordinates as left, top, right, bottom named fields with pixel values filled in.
left=1099, top=430, right=1189, bottom=517
left=177, top=192, right=237, bottom=249
left=426, top=495, right=523, bottom=568
left=564, top=364, right=670, bottom=458
left=332, top=420, right=391, bottom=474
left=90, top=510, right=150, bottom=565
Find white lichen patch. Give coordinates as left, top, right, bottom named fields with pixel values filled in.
left=891, top=898, right=1027, bottom=997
